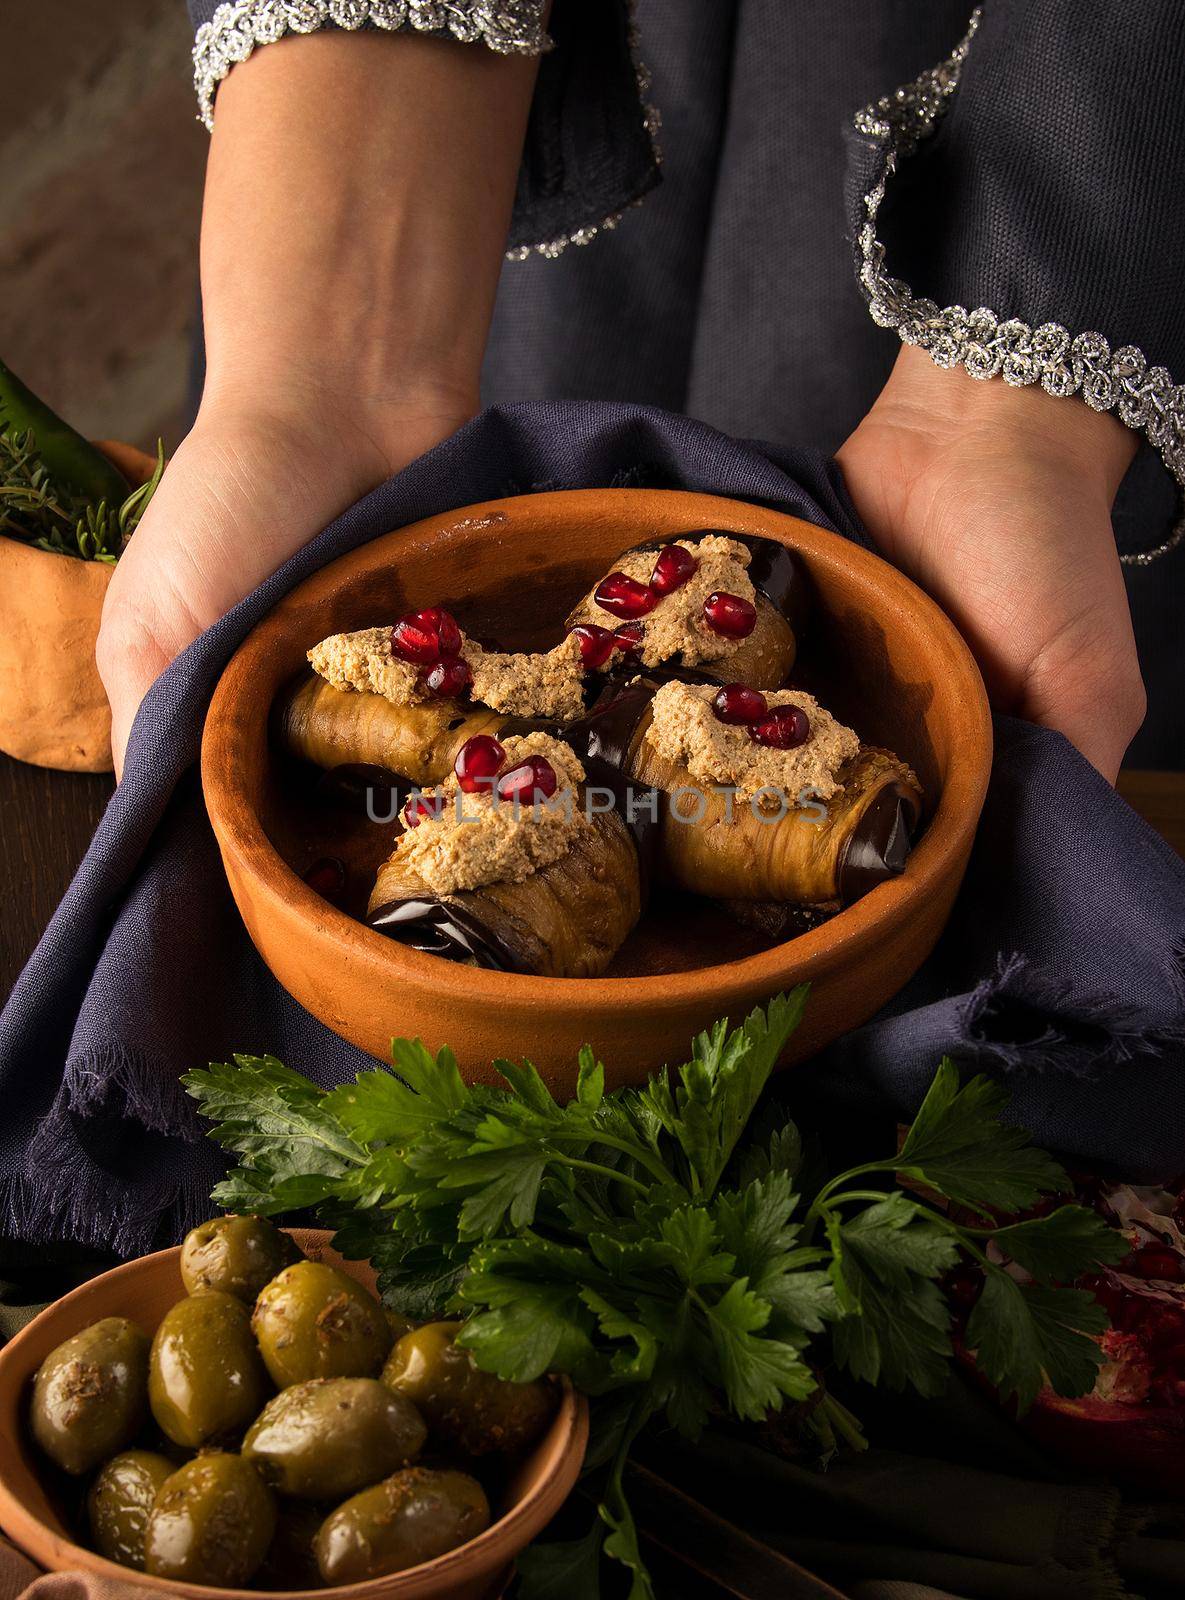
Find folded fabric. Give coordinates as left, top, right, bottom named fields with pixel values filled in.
left=0, top=401, right=1182, bottom=1261
left=641, top=1406, right=1185, bottom=1600
left=0, top=1538, right=146, bottom=1600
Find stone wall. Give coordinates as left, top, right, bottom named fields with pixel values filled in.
left=1, top=0, right=206, bottom=452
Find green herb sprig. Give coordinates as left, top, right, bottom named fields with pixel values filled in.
left=0, top=425, right=163, bottom=561
left=184, top=993, right=1125, bottom=1599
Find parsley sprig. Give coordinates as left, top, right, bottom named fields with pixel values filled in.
left=184, top=991, right=1124, bottom=1599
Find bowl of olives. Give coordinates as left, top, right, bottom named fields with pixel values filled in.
left=0, top=1219, right=587, bottom=1599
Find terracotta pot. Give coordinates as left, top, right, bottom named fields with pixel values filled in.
left=0, top=1228, right=588, bottom=1600
left=201, top=488, right=993, bottom=1087
left=0, top=439, right=154, bottom=773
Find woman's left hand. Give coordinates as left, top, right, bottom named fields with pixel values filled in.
left=837, top=345, right=1144, bottom=782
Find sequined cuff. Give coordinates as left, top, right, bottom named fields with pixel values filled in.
left=852, top=6, right=1185, bottom=566
left=192, top=0, right=551, bottom=131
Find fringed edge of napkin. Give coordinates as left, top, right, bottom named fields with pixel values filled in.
left=954, top=949, right=1185, bottom=1074
left=4, top=1045, right=216, bottom=1257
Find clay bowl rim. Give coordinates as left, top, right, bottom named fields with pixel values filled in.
left=202, top=487, right=992, bottom=1012
left=0, top=1227, right=589, bottom=1600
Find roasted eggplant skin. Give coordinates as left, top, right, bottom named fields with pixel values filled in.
left=276, top=672, right=508, bottom=788
left=632, top=733, right=921, bottom=905
left=368, top=806, right=641, bottom=978
left=568, top=676, right=921, bottom=906
left=567, top=531, right=805, bottom=689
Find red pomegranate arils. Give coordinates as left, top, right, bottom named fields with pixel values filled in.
left=423, top=657, right=473, bottom=698
left=750, top=705, right=811, bottom=749
left=613, top=622, right=645, bottom=657
left=594, top=572, right=658, bottom=619
left=712, top=684, right=767, bottom=725
left=650, top=544, right=698, bottom=595
left=391, top=606, right=463, bottom=663
left=495, top=756, right=559, bottom=805
left=402, top=791, right=443, bottom=829
left=454, top=734, right=506, bottom=793
left=702, top=591, right=757, bottom=638
left=569, top=623, right=617, bottom=670
left=302, top=856, right=346, bottom=900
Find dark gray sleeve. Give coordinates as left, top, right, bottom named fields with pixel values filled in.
left=186, top=0, right=660, bottom=258
left=845, top=2, right=1185, bottom=552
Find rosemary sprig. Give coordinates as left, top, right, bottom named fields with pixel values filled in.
left=0, top=426, right=164, bottom=563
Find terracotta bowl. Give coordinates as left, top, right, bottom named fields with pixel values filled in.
left=0, top=439, right=155, bottom=773
left=201, top=489, right=992, bottom=1087
left=0, top=1229, right=588, bottom=1600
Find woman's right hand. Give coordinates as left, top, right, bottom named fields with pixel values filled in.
left=97, top=387, right=473, bottom=775
left=97, top=24, right=543, bottom=774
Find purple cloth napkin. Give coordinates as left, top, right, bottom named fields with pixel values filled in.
left=1, top=402, right=1182, bottom=1261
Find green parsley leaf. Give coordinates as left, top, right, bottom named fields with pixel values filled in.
left=827, top=1197, right=957, bottom=1394
left=896, top=1059, right=1068, bottom=1215
left=988, top=1205, right=1129, bottom=1283
left=703, top=1279, right=816, bottom=1419
left=600, top=1471, right=656, bottom=1600
left=965, top=1269, right=1108, bottom=1412
left=183, top=1056, right=365, bottom=1203
left=516, top=1518, right=605, bottom=1600
left=576, top=1046, right=605, bottom=1112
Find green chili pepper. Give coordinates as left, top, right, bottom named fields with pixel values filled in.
left=0, top=357, right=131, bottom=506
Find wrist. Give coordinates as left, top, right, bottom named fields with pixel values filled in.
left=197, top=27, right=539, bottom=425
left=874, top=345, right=1138, bottom=504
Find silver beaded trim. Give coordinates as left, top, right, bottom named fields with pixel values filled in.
left=853, top=6, right=1185, bottom=566
left=192, top=0, right=551, bottom=130
left=504, top=3, right=662, bottom=261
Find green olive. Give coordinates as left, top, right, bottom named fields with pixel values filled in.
left=255, top=1500, right=328, bottom=1591
left=252, top=1261, right=391, bottom=1388
left=382, top=1321, right=557, bottom=1456
left=144, top=1453, right=276, bottom=1587
left=385, top=1308, right=417, bottom=1343
left=315, top=1468, right=490, bottom=1585
left=149, top=1291, right=270, bottom=1448
left=180, top=1215, right=300, bottom=1303
left=87, top=1450, right=174, bottom=1570
left=242, top=1376, right=426, bottom=1500
left=30, top=1318, right=150, bottom=1475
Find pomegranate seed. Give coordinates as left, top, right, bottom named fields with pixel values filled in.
left=423, top=606, right=463, bottom=656
left=402, top=791, right=443, bottom=829
left=454, top=734, right=506, bottom=793
left=703, top=591, right=757, bottom=638
left=1126, top=1243, right=1184, bottom=1281
left=594, top=572, right=658, bottom=619
left=391, top=606, right=462, bottom=663
left=423, top=657, right=473, bottom=698
left=303, top=856, right=346, bottom=900
left=569, top=624, right=617, bottom=670
left=712, top=684, right=768, bottom=725
left=613, top=622, right=645, bottom=658
left=650, top=544, right=698, bottom=595
left=750, top=705, right=811, bottom=749
left=495, top=756, right=559, bottom=805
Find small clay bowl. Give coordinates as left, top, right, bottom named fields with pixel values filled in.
left=0, top=440, right=155, bottom=773
left=201, top=489, right=992, bottom=1087
left=0, top=1229, right=587, bottom=1600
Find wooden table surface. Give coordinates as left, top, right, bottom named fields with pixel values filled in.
left=1, top=757, right=1184, bottom=996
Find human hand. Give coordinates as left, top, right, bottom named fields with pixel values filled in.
left=97, top=389, right=472, bottom=775
left=97, top=26, right=540, bottom=776
left=837, top=345, right=1143, bottom=781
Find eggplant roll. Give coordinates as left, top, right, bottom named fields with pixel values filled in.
left=566, top=530, right=804, bottom=689
left=367, top=807, right=641, bottom=978
left=276, top=671, right=510, bottom=788
left=569, top=678, right=921, bottom=906
left=632, top=738, right=921, bottom=905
